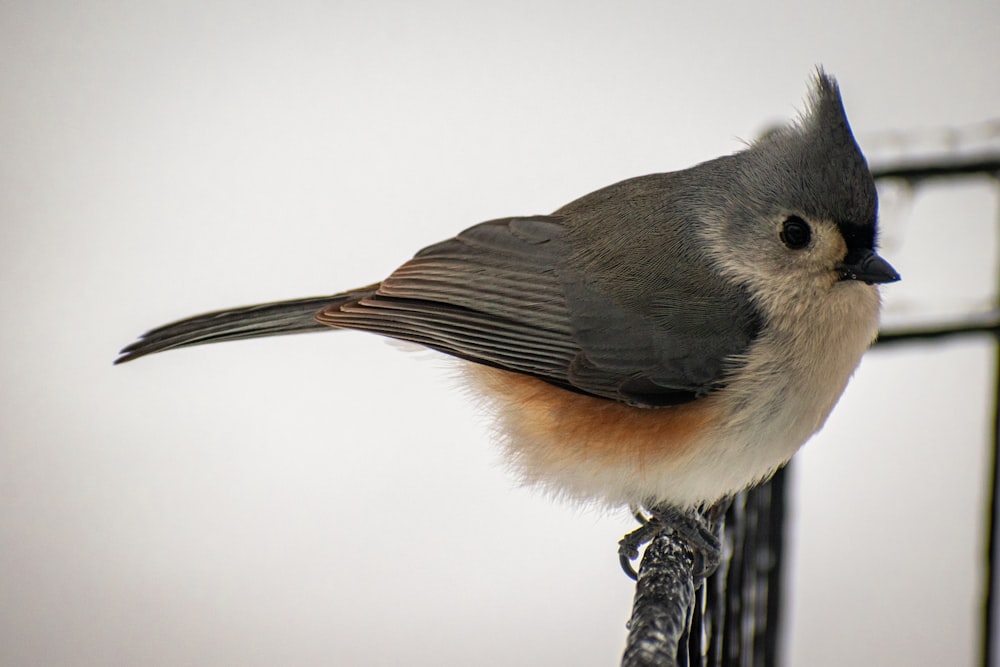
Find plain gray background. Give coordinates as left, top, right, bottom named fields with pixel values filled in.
left=3, top=1, right=1000, bottom=665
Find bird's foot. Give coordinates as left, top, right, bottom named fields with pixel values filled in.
left=617, top=503, right=725, bottom=580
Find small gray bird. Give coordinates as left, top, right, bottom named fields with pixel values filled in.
left=118, top=70, right=898, bottom=520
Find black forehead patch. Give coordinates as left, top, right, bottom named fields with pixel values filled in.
left=837, top=219, right=876, bottom=250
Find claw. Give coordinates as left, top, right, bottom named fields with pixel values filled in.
left=619, top=550, right=639, bottom=580
left=616, top=503, right=726, bottom=580
left=617, top=512, right=663, bottom=580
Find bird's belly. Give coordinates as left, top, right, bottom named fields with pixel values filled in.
left=464, top=365, right=804, bottom=508
left=464, top=323, right=866, bottom=509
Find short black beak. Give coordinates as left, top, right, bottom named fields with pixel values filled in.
left=837, top=248, right=900, bottom=285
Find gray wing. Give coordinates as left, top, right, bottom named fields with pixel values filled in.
left=318, top=215, right=761, bottom=406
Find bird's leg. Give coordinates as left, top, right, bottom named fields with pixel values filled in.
left=617, top=502, right=727, bottom=580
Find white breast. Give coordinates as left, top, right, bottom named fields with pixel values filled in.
left=658, top=280, right=883, bottom=506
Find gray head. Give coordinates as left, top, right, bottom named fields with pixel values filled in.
left=697, top=70, right=898, bottom=310
left=747, top=70, right=877, bottom=249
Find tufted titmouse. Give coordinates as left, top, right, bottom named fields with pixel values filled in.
left=117, top=71, right=898, bottom=520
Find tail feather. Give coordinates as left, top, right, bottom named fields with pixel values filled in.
left=115, top=287, right=378, bottom=364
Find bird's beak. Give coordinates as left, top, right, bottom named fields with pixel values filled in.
left=837, top=248, right=900, bottom=285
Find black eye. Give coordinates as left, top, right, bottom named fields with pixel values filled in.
left=780, top=216, right=811, bottom=249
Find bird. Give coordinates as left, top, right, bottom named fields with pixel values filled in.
left=117, top=70, right=898, bottom=574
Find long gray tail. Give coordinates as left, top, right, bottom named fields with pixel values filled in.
left=115, top=287, right=377, bottom=364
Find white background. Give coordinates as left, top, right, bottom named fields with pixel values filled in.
left=3, top=2, right=999, bottom=665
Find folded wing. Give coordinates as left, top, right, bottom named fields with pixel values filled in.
left=317, top=215, right=759, bottom=406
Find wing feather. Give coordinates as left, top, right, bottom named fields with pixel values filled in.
left=317, top=211, right=760, bottom=405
